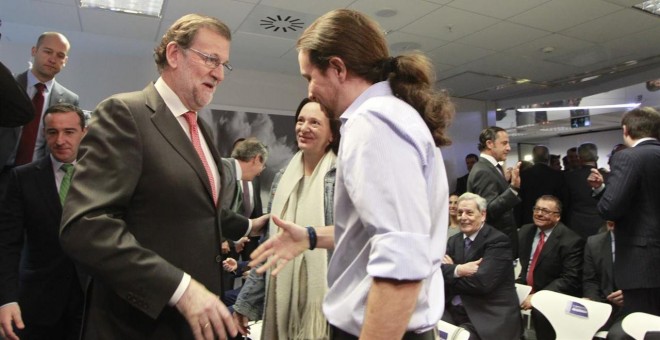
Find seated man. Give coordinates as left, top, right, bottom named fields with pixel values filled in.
left=518, top=195, right=585, bottom=340
left=442, top=192, right=522, bottom=340
left=583, top=221, right=624, bottom=331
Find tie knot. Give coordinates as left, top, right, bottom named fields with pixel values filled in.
left=60, top=163, right=74, bottom=173
left=35, top=83, right=46, bottom=92
left=464, top=237, right=473, bottom=248
left=183, top=111, right=197, bottom=125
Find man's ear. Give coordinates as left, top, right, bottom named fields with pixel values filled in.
left=328, top=56, right=347, bottom=82
left=165, top=42, right=180, bottom=69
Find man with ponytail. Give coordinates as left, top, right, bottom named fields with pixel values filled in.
left=249, top=9, right=454, bottom=340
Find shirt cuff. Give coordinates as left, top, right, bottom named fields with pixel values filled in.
left=592, top=184, right=605, bottom=196
left=453, top=266, right=460, bottom=278
left=243, top=219, right=253, bottom=238
left=0, top=302, right=18, bottom=309
left=367, top=231, right=432, bottom=281
left=168, top=273, right=191, bottom=306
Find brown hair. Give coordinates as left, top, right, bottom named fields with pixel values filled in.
left=296, top=9, right=453, bottom=147
left=154, top=14, right=231, bottom=73
left=621, top=106, right=660, bottom=140
left=295, top=98, right=341, bottom=154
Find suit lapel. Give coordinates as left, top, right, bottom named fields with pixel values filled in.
left=603, top=232, right=614, bottom=290
left=146, top=84, right=216, bottom=204
left=466, top=225, right=488, bottom=260
left=35, top=157, right=62, bottom=218
left=537, top=223, right=563, bottom=265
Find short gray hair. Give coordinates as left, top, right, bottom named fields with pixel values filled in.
left=231, top=137, right=268, bottom=163
left=458, top=192, right=487, bottom=212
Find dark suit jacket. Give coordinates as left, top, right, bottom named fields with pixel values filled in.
left=467, top=157, right=521, bottom=256
left=519, top=163, right=565, bottom=226
left=517, top=222, right=585, bottom=296
left=219, top=158, right=263, bottom=218
left=564, top=165, right=606, bottom=238
left=583, top=231, right=622, bottom=329
left=0, top=157, right=83, bottom=325
left=442, top=224, right=522, bottom=340
left=0, top=71, right=79, bottom=167
left=59, top=83, right=250, bottom=339
left=596, top=139, right=660, bottom=290
left=0, top=62, right=33, bottom=127
left=454, top=173, right=468, bottom=195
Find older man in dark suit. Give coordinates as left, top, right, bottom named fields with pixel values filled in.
left=59, top=14, right=268, bottom=340
left=0, top=33, right=79, bottom=199
left=0, top=104, right=86, bottom=340
left=518, top=195, right=584, bottom=340
left=468, top=126, right=521, bottom=257
left=442, top=192, right=522, bottom=340
left=588, top=107, right=660, bottom=339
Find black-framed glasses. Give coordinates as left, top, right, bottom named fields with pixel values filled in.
left=187, top=47, right=233, bottom=72
left=532, top=207, right=560, bottom=215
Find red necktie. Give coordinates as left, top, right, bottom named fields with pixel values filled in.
left=15, top=83, right=46, bottom=165
left=527, top=231, right=545, bottom=291
left=182, top=111, right=217, bottom=204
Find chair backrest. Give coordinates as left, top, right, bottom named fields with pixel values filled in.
left=621, top=312, right=660, bottom=340
left=516, top=283, right=532, bottom=304
left=436, top=320, right=470, bottom=340
left=531, top=290, right=612, bottom=340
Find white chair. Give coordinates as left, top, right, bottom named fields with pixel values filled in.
left=621, top=312, right=660, bottom=340
left=516, top=283, right=533, bottom=329
left=515, top=283, right=532, bottom=304
left=531, top=290, right=612, bottom=340
left=436, top=320, right=470, bottom=340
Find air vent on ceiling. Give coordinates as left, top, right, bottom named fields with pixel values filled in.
left=260, top=15, right=304, bottom=33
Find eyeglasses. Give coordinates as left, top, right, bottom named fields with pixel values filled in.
left=533, top=207, right=560, bottom=215
left=186, top=47, right=233, bottom=72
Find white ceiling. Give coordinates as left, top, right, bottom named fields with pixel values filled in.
left=2, top=0, right=660, bottom=107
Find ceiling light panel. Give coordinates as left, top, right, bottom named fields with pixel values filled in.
left=80, top=0, right=164, bottom=18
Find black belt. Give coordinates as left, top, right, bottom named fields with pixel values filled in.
left=330, top=324, right=436, bottom=340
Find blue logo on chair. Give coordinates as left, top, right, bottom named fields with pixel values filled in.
left=438, top=330, right=449, bottom=340
left=566, top=301, right=589, bottom=318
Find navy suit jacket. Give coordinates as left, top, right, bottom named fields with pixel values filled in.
left=0, top=156, right=83, bottom=325
left=467, top=157, right=521, bottom=256
left=517, top=222, right=585, bottom=296
left=0, top=71, right=79, bottom=167
left=596, top=139, right=660, bottom=290
left=564, top=165, right=605, bottom=238
left=442, top=224, right=522, bottom=340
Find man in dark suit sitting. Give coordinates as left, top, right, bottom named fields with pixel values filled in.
left=588, top=107, right=660, bottom=339
left=442, top=192, right=522, bottom=340
left=583, top=221, right=623, bottom=331
left=518, top=195, right=584, bottom=340
left=0, top=103, right=87, bottom=340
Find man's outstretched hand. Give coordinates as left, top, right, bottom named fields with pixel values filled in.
left=248, top=215, right=308, bottom=276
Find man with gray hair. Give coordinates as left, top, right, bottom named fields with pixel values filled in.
left=221, top=137, right=267, bottom=218
left=442, top=192, right=522, bottom=340
left=564, top=142, right=605, bottom=238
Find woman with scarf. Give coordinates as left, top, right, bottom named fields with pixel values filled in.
left=232, top=98, right=340, bottom=340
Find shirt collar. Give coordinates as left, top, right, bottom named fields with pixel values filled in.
left=154, top=77, right=190, bottom=117
left=463, top=222, right=484, bottom=241
left=27, top=70, right=54, bottom=92
left=632, top=137, right=657, bottom=147
left=50, top=154, right=76, bottom=173
left=234, top=159, right=242, bottom=181
left=479, top=153, right=499, bottom=167
left=339, top=81, right=391, bottom=130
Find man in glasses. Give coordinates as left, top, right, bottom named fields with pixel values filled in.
left=59, top=14, right=268, bottom=340
left=517, top=195, right=584, bottom=340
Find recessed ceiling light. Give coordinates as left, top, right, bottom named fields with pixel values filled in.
left=80, top=0, right=164, bottom=17
left=541, top=46, right=555, bottom=54
left=260, top=15, right=304, bottom=33
left=375, top=8, right=398, bottom=18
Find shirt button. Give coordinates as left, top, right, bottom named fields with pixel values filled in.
left=215, top=255, right=222, bottom=263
